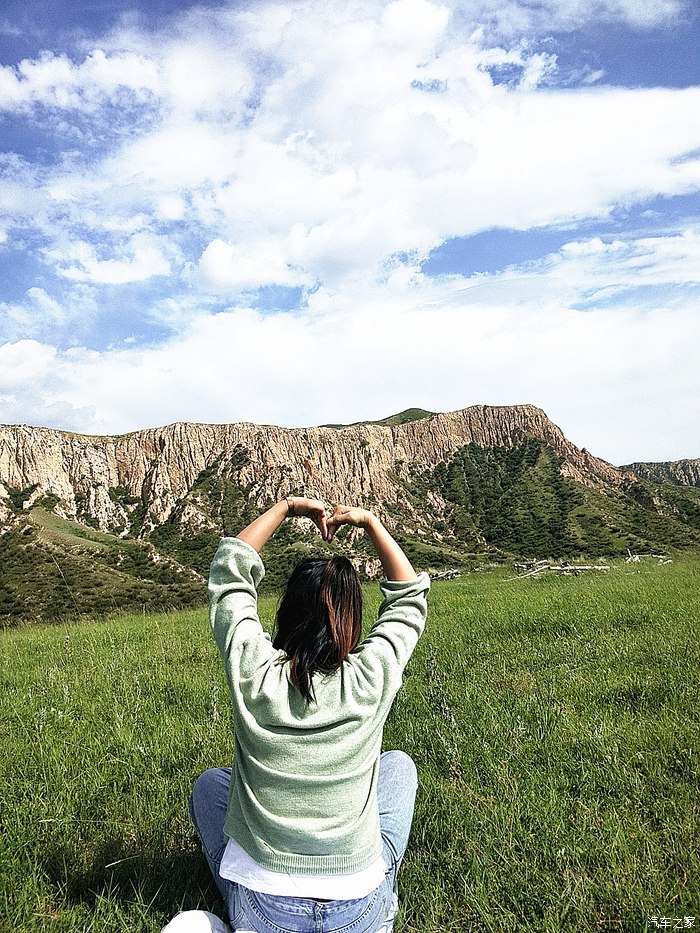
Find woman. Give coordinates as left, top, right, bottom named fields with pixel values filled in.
left=188, top=496, right=430, bottom=933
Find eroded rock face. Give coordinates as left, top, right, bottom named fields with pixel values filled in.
left=0, top=404, right=629, bottom=534
left=623, top=459, right=700, bottom=488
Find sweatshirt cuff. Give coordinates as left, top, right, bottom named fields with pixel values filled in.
left=379, top=571, right=431, bottom=597
left=220, top=536, right=264, bottom=560
left=210, top=536, right=266, bottom=587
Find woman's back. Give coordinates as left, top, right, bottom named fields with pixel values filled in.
left=187, top=496, right=429, bottom=932
left=208, top=536, right=429, bottom=876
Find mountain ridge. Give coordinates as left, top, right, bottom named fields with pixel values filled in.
left=321, top=407, right=435, bottom=429
left=0, top=404, right=625, bottom=532
left=621, top=459, right=700, bottom=488
left=2, top=404, right=699, bottom=623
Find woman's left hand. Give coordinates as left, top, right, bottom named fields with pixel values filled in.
left=286, top=496, right=329, bottom=540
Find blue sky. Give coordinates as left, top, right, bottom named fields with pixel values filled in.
left=1, top=0, right=699, bottom=463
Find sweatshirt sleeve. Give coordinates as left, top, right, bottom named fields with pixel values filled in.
left=208, top=537, right=270, bottom=660
left=351, top=571, right=430, bottom=692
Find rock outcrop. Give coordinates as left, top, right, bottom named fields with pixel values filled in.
left=0, top=404, right=628, bottom=535
left=623, top=459, right=700, bottom=489
left=3, top=405, right=699, bottom=624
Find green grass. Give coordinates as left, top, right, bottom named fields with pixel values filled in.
left=27, top=508, right=116, bottom=551
left=1, top=558, right=698, bottom=932
left=321, top=407, right=434, bottom=429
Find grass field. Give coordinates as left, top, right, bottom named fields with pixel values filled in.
left=1, top=557, right=698, bottom=932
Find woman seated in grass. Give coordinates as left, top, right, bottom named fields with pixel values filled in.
left=186, top=496, right=430, bottom=933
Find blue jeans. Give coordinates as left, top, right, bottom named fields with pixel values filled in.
left=188, top=750, right=418, bottom=933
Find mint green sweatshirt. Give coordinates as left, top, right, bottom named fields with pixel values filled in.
left=208, top=537, right=430, bottom=877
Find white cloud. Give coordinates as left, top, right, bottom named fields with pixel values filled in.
left=0, top=49, right=160, bottom=112
left=554, top=230, right=700, bottom=295
left=2, top=2, right=699, bottom=295
left=46, top=233, right=173, bottom=285
left=0, top=283, right=100, bottom=343
left=0, top=288, right=65, bottom=340
left=156, top=195, right=186, bottom=222
left=108, top=121, right=241, bottom=191
left=382, top=0, right=451, bottom=46
left=1, top=225, right=698, bottom=462
left=456, top=0, right=688, bottom=39
left=0, top=339, right=57, bottom=388
left=193, top=238, right=312, bottom=292
left=0, top=0, right=699, bottom=463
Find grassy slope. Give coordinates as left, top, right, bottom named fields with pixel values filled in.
left=4, top=435, right=700, bottom=626
left=0, top=509, right=205, bottom=626
left=407, top=439, right=700, bottom=560
left=321, top=408, right=434, bottom=429
left=1, top=558, right=698, bottom=932
left=28, top=507, right=115, bottom=550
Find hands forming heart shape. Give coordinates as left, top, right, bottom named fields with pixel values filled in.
left=286, top=497, right=373, bottom=543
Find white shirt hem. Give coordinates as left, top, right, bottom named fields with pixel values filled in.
left=219, top=836, right=386, bottom=899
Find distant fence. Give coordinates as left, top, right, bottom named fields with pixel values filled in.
left=429, top=569, right=461, bottom=580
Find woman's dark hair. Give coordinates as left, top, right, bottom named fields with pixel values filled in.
left=273, top=556, right=362, bottom=704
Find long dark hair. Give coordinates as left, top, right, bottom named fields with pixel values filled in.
left=273, top=556, right=362, bottom=704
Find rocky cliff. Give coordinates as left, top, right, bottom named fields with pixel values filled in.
left=0, top=404, right=624, bottom=536
left=2, top=404, right=699, bottom=623
left=623, top=459, right=700, bottom=488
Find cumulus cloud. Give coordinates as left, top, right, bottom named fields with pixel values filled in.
left=47, top=232, right=173, bottom=285
left=0, top=339, right=58, bottom=389
left=1, top=224, right=698, bottom=462
left=193, top=238, right=313, bottom=292
left=0, top=0, right=698, bottom=461
left=2, top=1, right=699, bottom=295
left=456, top=0, right=688, bottom=39
left=0, top=48, right=160, bottom=112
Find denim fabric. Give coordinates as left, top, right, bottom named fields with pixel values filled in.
left=188, top=751, right=418, bottom=933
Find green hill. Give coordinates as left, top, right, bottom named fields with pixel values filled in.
left=0, top=509, right=205, bottom=625
left=2, top=409, right=700, bottom=625
left=322, top=407, right=434, bottom=428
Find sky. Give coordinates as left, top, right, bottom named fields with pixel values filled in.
left=1, top=0, right=699, bottom=465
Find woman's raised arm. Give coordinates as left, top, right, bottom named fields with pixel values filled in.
left=326, top=506, right=416, bottom=582
left=236, top=496, right=329, bottom=552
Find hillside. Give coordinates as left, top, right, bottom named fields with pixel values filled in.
left=321, top=407, right=435, bottom=429
left=623, top=458, right=700, bottom=488
left=1, top=404, right=699, bottom=623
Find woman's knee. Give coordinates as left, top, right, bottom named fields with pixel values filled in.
left=189, top=768, right=231, bottom=825
left=380, top=750, right=417, bottom=791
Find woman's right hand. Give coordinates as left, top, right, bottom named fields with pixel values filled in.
left=326, top=505, right=374, bottom=542
left=287, top=496, right=329, bottom=540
